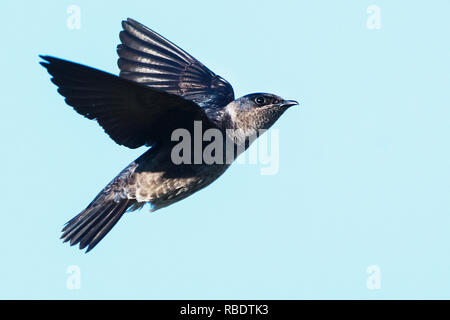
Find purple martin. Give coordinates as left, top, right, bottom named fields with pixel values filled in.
left=40, top=18, right=298, bottom=252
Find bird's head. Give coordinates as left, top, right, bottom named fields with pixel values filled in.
left=224, top=93, right=298, bottom=139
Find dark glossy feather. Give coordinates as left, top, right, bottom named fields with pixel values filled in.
left=117, top=18, right=235, bottom=108
left=61, top=193, right=131, bottom=252
left=40, top=55, right=216, bottom=149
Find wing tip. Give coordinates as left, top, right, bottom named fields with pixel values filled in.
left=39, top=61, right=49, bottom=69
left=39, top=55, right=52, bottom=69
left=39, top=55, right=56, bottom=63
left=122, top=18, right=139, bottom=29
left=125, top=17, right=139, bottom=26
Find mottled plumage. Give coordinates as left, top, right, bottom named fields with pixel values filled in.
left=40, top=18, right=298, bottom=252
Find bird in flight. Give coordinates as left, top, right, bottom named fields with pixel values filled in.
left=40, top=18, right=298, bottom=252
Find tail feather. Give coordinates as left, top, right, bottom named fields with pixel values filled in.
left=61, top=195, right=132, bottom=252
left=82, top=200, right=130, bottom=250
left=65, top=202, right=115, bottom=246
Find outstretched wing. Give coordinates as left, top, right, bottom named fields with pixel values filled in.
left=40, top=55, right=216, bottom=149
left=117, top=18, right=234, bottom=108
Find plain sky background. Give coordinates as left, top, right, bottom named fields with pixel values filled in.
left=1, top=0, right=449, bottom=299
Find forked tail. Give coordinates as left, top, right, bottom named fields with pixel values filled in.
left=61, top=193, right=132, bottom=252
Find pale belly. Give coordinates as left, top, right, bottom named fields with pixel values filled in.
left=112, top=160, right=231, bottom=212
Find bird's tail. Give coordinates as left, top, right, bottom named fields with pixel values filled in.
left=61, top=192, right=133, bottom=252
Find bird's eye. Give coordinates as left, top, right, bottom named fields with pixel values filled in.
left=255, top=96, right=265, bottom=105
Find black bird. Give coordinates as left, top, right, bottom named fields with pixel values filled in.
left=40, top=18, right=298, bottom=252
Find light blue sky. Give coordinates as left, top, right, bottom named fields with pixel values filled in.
left=1, top=0, right=449, bottom=299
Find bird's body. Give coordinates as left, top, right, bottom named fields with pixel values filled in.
left=41, top=18, right=298, bottom=251
left=104, top=147, right=231, bottom=212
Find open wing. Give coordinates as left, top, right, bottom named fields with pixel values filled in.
left=40, top=55, right=216, bottom=149
left=117, top=18, right=235, bottom=108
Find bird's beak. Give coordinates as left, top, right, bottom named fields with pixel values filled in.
left=281, top=100, right=299, bottom=108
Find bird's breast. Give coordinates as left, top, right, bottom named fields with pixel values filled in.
left=126, top=161, right=230, bottom=211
